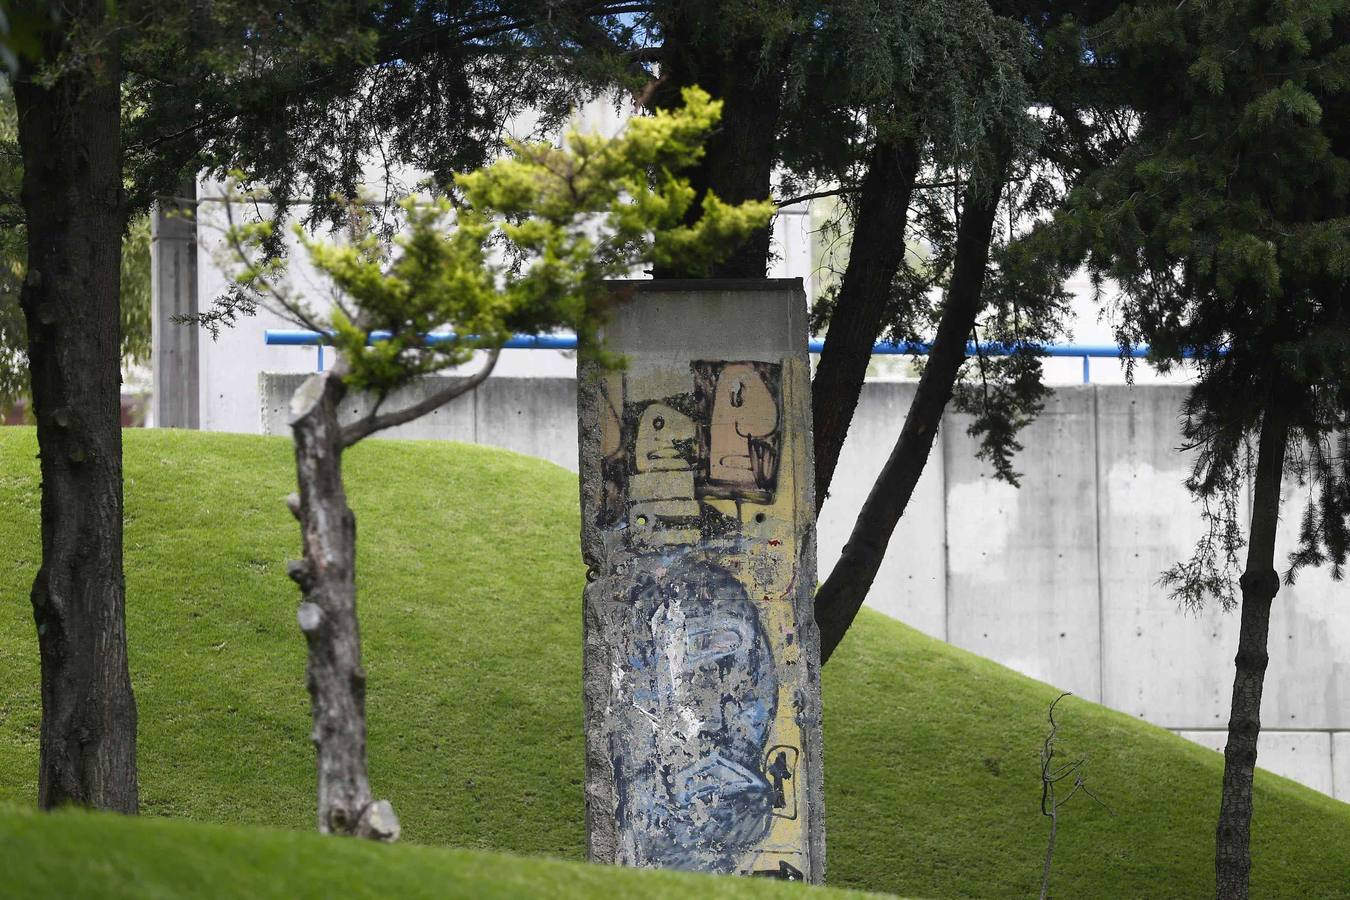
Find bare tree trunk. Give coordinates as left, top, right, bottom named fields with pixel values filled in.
left=1215, top=401, right=1289, bottom=899
left=811, top=137, right=922, bottom=509
left=281, top=354, right=494, bottom=837
left=815, top=158, right=1009, bottom=663
left=1040, top=810, right=1057, bottom=900
left=286, top=369, right=399, bottom=840
left=15, top=3, right=138, bottom=812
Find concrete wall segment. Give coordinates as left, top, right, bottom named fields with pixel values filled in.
left=815, top=382, right=947, bottom=639
left=577, top=281, right=825, bottom=881
left=945, top=387, right=1103, bottom=700
left=1176, top=729, right=1335, bottom=797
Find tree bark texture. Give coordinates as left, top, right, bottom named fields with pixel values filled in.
left=287, top=370, right=399, bottom=840
left=14, top=6, right=138, bottom=812
left=652, top=18, right=787, bottom=278
left=811, top=137, right=922, bottom=509
left=1214, top=401, right=1289, bottom=900
left=814, top=161, right=1009, bottom=664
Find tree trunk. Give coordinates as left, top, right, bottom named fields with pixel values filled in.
left=14, top=5, right=138, bottom=812
left=811, top=137, right=922, bottom=509
left=286, top=369, right=399, bottom=840
left=814, top=161, right=1009, bottom=664
left=1214, top=401, right=1289, bottom=899
left=651, top=20, right=786, bottom=278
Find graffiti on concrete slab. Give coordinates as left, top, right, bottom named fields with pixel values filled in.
left=592, top=358, right=811, bottom=876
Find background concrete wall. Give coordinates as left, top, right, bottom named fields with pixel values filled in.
left=261, top=373, right=578, bottom=471
left=259, top=374, right=1350, bottom=802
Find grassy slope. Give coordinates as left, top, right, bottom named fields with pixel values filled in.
left=1, top=428, right=1348, bottom=898
left=0, top=805, right=870, bottom=899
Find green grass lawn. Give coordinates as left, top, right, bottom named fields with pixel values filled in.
left=0, top=804, right=874, bottom=899
left=1, top=428, right=1348, bottom=898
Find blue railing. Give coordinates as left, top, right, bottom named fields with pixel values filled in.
left=265, top=329, right=1175, bottom=384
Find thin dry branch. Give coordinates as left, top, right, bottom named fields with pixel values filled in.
left=339, top=347, right=501, bottom=447
left=1038, top=692, right=1111, bottom=900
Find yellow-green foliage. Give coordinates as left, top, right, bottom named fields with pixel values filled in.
left=235, top=87, right=773, bottom=396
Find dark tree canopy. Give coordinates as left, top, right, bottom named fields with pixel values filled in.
left=1047, top=4, right=1350, bottom=895
left=1060, top=0, right=1350, bottom=601
left=124, top=2, right=642, bottom=218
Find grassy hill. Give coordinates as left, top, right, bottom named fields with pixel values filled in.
left=1, top=428, right=1348, bottom=898
left=0, top=804, right=871, bottom=899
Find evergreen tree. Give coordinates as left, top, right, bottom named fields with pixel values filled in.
left=12, top=0, right=140, bottom=812
left=804, top=0, right=1102, bottom=660
left=1055, top=3, right=1350, bottom=896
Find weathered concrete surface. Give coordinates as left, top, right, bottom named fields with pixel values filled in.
left=944, top=388, right=1103, bottom=698
left=474, top=377, right=578, bottom=471
left=260, top=373, right=578, bottom=469
left=1334, top=733, right=1350, bottom=800
left=577, top=280, right=824, bottom=882
left=816, top=382, right=947, bottom=639
left=261, top=373, right=476, bottom=443
left=1096, top=387, right=1234, bottom=723
left=1177, top=730, right=1335, bottom=797
left=1268, top=479, right=1350, bottom=732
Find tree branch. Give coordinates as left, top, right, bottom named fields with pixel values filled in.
left=776, top=179, right=964, bottom=209
left=339, top=347, right=500, bottom=447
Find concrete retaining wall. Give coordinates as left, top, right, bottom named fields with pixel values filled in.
left=260, top=373, right=579, bottom=471
left=258, top=373, right=1350, bottom=802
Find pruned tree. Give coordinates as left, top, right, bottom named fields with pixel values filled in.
left=220, top=88, right=773, bottom=839
left=1051, top=2, right=1350, bottom=896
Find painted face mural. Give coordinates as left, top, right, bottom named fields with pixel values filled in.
left=611, top=557, right=777, bottom=870
left=627, top=402, right=700, bottom=545
left=705, top=363, right=780, bottom=491
left=593, top=360, right=808, bottom=879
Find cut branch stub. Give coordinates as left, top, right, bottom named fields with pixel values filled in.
left=287, top=559, right=315, bottom=590
left=355, top=799, right=402, bottom=842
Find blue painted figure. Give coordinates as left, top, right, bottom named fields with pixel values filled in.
left=610, top=550, right=778, bottom=871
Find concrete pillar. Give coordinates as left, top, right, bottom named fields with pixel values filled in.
left=151, top=179, right=199, bottom=428
left=578, top=280, right=824, bottom=882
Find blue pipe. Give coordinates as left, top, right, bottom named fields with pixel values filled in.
left=265, top=329, right=580, bottom=351
left=265, top=328, right=1212, bottom=380
left=266, top=329, right=1168, bottom=358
